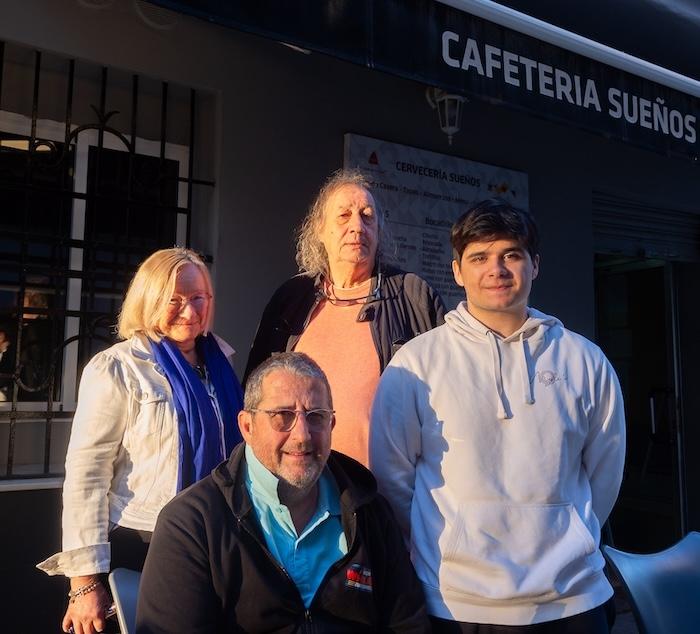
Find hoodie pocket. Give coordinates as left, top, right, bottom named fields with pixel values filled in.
left=441, top=502, right=596, bottom=601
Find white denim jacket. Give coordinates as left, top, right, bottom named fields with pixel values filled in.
left=37, top=333, right=235, bottom=577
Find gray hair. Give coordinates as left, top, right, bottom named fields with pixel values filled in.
left=244, top=352, right=333, bottom=411
left=295, top=168, right=393, bottom=278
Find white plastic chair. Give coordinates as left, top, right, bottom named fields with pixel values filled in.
left=603, top=532, right=700, bottom=634
left=108, top=568, right=142, bottom=634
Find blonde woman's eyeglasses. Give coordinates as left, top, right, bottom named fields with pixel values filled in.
left=167, top=293, right=212, bottom=312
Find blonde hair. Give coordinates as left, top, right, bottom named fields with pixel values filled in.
left=296, top=169, right=391, bottom=277
left=117, top=247, right=214, bottom=341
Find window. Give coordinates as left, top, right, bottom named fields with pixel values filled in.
left=0, top=44, right=213, bottom=479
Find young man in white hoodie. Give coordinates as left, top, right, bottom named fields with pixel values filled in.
left=369, top=199, right=625, bottom=633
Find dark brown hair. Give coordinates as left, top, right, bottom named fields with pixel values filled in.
left=451, top=199, right=539, bottom=260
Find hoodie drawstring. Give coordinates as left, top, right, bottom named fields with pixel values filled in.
left=444, top=303, right=554, bottom=420
left=487, top=331, right=509, bottom=419
left=519, top=332, right=534, bottom=405
left=487, top=331, right=535, bottom=420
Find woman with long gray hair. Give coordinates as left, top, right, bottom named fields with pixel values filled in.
left=244, top=169, right=444, bottom=466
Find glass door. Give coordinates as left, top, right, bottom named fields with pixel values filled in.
left=595, top=254, right=683, bottom=551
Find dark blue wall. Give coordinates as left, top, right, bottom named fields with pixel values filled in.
left=2, top=489, right=65, bottom=632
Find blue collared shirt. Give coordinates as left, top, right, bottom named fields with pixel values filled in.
left=244, top=445, right=348, bottom=607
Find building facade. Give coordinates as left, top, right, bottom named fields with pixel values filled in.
left=1, top=1, right=698, bottom=630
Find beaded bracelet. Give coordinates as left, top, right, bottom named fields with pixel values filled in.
left=68, top=579, right=101, bottom=603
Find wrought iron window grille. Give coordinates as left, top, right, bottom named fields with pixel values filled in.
left=0, top=41, right=215, bottom=480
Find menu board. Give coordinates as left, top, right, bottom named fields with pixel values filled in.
left=344, top=134, right=529, bottom=308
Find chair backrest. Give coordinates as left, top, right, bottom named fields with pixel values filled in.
left=602, top=531, right=700, bottom=634
left=108, top=567, right=142, bottom=634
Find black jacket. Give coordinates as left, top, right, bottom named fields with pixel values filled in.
left=243, top=267, right=445, bottom=384
left=136, top=445, right=430, bottom=633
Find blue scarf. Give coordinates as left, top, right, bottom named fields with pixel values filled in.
left=151, top=334, right=243, bottom=490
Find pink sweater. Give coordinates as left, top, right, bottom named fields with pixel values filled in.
left=295, top=286, right=380, bottom=466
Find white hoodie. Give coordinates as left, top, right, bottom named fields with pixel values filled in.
left=370, top=303, right=625, bottom=625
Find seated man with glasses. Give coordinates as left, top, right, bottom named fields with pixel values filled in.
left=137, top=351, right=429, bottom=633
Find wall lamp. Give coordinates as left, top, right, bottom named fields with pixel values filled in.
left=425, top=87, right=467, bottom=145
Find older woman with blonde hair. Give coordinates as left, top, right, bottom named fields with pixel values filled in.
left=245, top=169, right=445, bottom=466
left=38, top=247, right=243, bottom=634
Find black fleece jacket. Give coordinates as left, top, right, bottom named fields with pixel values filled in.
left=243, top=267, right=445, bottom=384
left=136, top=445, right=430, bottom=633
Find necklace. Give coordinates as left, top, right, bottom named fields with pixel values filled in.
left=191, top=363, right=206, bottom=380
left=322, top=273, right=382, bottom=305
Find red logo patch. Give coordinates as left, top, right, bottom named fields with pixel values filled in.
left=345, top=563, right=372, bottom=592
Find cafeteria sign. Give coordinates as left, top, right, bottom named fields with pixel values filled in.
left=152, top=0, right=699, bottom=161
left=441, top=31, right=696, bottom=145
left=370, top=3, right=698, bottom=161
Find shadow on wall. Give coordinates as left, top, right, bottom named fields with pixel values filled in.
left=3, top=488, right=65, bottom=632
